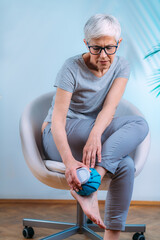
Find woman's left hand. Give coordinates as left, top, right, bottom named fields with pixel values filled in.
left=82, top=130, right=102, bottom=168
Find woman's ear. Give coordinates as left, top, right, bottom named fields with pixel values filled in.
left=83, top=39, right=88, bottom=47
left=117, top=38, right=122, bottom=49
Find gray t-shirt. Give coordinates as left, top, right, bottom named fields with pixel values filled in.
left=44, top=54, right=130, bottom=122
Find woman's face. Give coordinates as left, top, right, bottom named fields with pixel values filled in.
left=84, top=36, right=122, bottom=71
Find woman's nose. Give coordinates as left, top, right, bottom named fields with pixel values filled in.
left=100, top=49, right=107, bottom=58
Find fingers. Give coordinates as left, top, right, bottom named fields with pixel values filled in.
left=97, top=146, right=102, bottom=163
left=82, top=150, right=92, bottom=168
left=86, top=151, right=91, bottom=168
left=83, top=146, right=101, bottom=168
left=91, top=150, right=96, bottom=168
left=65, top=168, right=81, bottom=192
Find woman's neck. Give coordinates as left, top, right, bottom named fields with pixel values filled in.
left=82, top=53, right=109, bottom=78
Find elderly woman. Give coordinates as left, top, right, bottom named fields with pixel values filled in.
left=41, top=14, right=149, bottom=240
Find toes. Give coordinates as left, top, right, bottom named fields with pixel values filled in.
left=90, top=215, right=96, bottom=224
left=86, top=213, right=106, bottom=230
left=91, top=217, right=106, bottom=230
left=99, top=221, right=106, bottom=229
left=89, top=215, right=104, bottom=229
left=88, top=215, right=95, bottom=223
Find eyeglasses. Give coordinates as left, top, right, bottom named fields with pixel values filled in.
left=87, top=41, right=119, bottom=55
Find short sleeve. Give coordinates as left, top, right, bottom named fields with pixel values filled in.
left=115, top=57, right=130, bottom=79
left=54, top=60, right=75, bottom=93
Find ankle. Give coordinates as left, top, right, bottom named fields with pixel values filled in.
left=104, top=229, right=120, bottom=240
left=95, top=166, right=106, bottom=180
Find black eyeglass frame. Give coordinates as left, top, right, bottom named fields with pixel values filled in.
left=87, top=41, right=119, bottom=55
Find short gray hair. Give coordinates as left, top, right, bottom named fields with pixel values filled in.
left=84, top=14, right=121, bottom=42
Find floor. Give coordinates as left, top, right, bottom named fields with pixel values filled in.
left=0, top=201, right=160, bottom=240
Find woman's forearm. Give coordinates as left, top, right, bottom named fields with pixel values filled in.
left=91, top=77, right=128, bottom=137
left=51, top=120, right=74, bottom=167
left=92, top=105, right=116, bottom=136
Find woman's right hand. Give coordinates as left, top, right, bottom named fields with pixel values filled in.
left=65, top=159, right=90, bottom=192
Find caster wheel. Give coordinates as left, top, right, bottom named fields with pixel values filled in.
left=87, top=218, right=93, bottom=224
left=133, top=232, right=145, bottom=240
left=23, top=226, right=34, bottom=239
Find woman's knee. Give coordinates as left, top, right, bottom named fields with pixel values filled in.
left=117, top=156, right=135, bottom=178
left=134, top=116, right=149, bottom=139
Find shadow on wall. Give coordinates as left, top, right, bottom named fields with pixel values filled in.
left=144, top=44, right=160, bottom=98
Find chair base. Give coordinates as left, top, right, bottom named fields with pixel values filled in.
left=23, top=203, right=146, bottom=240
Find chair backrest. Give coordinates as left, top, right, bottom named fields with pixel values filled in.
left=20, top=91, right=150, bottom=190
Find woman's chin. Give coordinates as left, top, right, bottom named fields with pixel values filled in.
left=99, top=64, right=110, bottom=71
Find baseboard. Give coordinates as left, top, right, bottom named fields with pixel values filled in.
left=130, top=201, right=160, bottom=206
left=0, top=199, right=76, bottom=204
left=0, top=199, right=160, bottom=206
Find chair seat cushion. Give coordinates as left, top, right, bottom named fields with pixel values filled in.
left=44, top=160, right=66, bottom=173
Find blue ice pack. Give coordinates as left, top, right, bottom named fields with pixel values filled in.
left=77, top=168, right=101, bottom=196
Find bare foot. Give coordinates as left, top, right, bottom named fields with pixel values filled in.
left=70, top=190, right=106, bottom=229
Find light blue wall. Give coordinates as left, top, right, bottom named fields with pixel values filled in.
left=1, top=0, right=160, bottom=200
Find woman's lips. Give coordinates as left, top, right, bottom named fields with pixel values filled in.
left=99, top=61, right=108, bottom=64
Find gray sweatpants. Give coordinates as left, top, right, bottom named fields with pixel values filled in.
left=42, top=115, right=149, bottom=231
